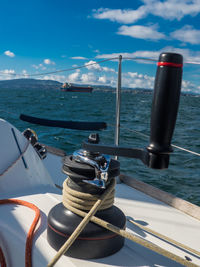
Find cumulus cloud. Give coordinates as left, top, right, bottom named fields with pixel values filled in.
left=1, top=69, right=15, bottom=74
left=98, top=76, right=107, bottom=84
left=123, top=72, right=155, bottom=89
left=92, top=0, right=200, bottom=23
left=4, top=50, right=15, bottom=57
left=0, top=69, right=15, bottom=80
left=42, top=74, right=66, bottom=83
left=68, top=71, right=81, bottom=83
left=93, top=6, right=147, bottom=24
left=118, top=25, right=166, bottom=40
left=96, top=50, right=160, bottom=61
left=44, top=59, right=55, bottom=65
left=85, top=60, right=116, bottom=73
left=171, top=25, right=200, bottom=44
left=145, top=0, right=200, bottom=21
left=71, top=56, right=88, bottom=60
left=81, top=72, right=97, bottom=83
left=85, top=60, right=102, bottom=71
left=32, top=64, right=47, bottom=70
left=96, top=47, right=200, bottom=64
left=22, top=70, right=29, bottom=78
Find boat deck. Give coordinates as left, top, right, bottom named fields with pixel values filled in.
left=0, top=118, right=199, bottom=267
left=1, top=151, right=200, bottom=266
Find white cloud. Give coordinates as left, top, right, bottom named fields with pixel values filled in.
left=32, top=64, right=47, bottom=70
left=118, top=25, right=166, bottom=40
left=102, top=66, right=116, bottom=73
left=81, top=72, right=97, bottom=83
left=4, top=50, right=15, bottom=57
left=93, top=6, right=147, bottom=24
left=22, top=70, right=29, bottom=78
left=42, top=74, right=66, bottom=83
left=44, top=59, right=55, bottom=65
left=71, top=56, right=88, bottom=60
left=144, top=0, right=200, bottom=21
left=96, top=50, right=160, bottom=62
left=123, top=72, right=155, bottom=89
left=171, top=25, right=200, bottom=44
left=0, top=69, right=16, bottom=80
left=68, top=71, right=81, bottom=83
left=85, top=60, right=102, bottom=71
left=85, top=60, right=116, bottom=72
left=1, top=69, right=15, bottom=74
left=96, top=47, right=200, bottom=64
left=98, top=76, right=107, bottom=84
left=92, top=1, right=200, bottom=23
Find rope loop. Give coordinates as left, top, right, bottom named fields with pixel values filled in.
left=62, top=178, right=115, bottom=211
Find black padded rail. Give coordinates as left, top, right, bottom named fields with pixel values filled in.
left=20, top=114, right=107, bottom=131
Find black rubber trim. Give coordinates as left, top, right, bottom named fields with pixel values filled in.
left=20, top=114, right=107, bottom=131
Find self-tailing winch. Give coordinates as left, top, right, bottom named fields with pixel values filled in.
left=47, top=133, right=126, bottom=259
left=47, top=52, right=183, bottom=261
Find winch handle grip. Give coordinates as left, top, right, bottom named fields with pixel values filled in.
left=146, top=52, right=183, bottom=169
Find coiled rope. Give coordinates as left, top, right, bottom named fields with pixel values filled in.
left=47, top=178, right=116, bottom=267
left=62, top=178, right=115, bottom=211
left=0, top=199, right=40, bottom=267
left=0, top=247, right=6, bottom=267
left=47, top=178, right=199, bottom=267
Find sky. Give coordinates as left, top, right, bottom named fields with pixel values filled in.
left=0, top=0, right=200, bottom=93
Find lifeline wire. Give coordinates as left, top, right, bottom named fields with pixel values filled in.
left=0, top=57, right=118, bottom=77
left=1, top=55, right=200, bottom=78
left=117, top=124, right=200, bottom=157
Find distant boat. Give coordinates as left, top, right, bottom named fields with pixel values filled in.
left=61, top=82, right=93, bottom=92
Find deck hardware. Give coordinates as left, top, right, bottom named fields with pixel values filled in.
left=83, top=53, right=183, bottom=170
left=23, top=128, right=47, bottom=159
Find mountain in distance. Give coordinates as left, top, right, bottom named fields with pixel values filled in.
left=0, top=78, right=195, bottom=96
left=0, top=78, right=62, bottom=90
left=0, top=78, right=150, bottom=92
left=0, top=78, right=153, bottom=93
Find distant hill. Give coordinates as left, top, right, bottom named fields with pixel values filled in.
left=0, top=78, right=62, bottom=90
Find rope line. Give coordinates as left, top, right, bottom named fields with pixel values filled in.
left=47, top=178, right=199, bottom=267
left=0, top=247, right=6, bottom=267
left=47, top=178, right=116, bottom=267
left=128, top=219, right=200, bottom=258
left=0, top=199, right=40, bottom=267
left=62, top=178, right=115, bottom=211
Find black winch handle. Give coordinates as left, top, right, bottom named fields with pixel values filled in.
left=146, top=52, right=183, bottom=168
left=83, top=52, right=183, bottom=169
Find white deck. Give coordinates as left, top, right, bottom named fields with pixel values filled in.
left=0, top=119, right=200, bottom=267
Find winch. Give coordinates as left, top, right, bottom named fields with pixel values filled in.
left=47, top=52, right=183, bottom=261
left=47, top=133, right=126, bottom=259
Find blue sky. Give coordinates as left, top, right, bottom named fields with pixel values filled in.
left=0, top=0, right=200, bottom=93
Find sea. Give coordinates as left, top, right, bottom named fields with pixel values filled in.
left=0, top=88, right=200, bottom=206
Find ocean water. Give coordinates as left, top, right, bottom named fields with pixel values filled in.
left=0, top=88, right=200, bottom=206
